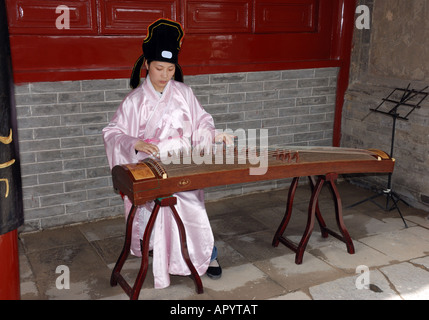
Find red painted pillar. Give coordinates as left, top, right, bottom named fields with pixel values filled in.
left=332, top=0, right=357, bottom=147
left=0, top=230, right=20, bottom=300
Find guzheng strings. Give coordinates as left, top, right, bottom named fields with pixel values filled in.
left=151, top=125, right=381, bottom=176
left=157, top=128, right=270, bottom=175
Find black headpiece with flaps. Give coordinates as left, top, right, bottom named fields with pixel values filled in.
left=130, top=18, right=185, bottom=89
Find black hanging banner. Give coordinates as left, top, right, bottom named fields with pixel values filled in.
left=0, top=1, right=23, bottom=235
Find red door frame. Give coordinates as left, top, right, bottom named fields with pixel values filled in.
left=332, top=0, right=356, bottom=146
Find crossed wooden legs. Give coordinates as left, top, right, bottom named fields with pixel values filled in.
left=111, top=174, right=354, bottom=298
left=110, top=196, right=203, bottom=300
left=272, top=174, right=355, bottom=264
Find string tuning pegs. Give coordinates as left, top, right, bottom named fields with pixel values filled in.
left=273, top=149, right=299, bottom=163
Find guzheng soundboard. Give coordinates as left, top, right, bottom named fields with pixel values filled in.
left=112, top=147, right=395, bottom=205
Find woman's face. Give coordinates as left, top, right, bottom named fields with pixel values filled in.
left=145, top=60, right=176, bottom=93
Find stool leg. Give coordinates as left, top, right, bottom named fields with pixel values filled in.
left=169, top=204, right=204, bottom=294
left=130, top=201, right=162, bottom=300
left=111, top=205, right=137, bottom=287
left=111, top=196, right=204, bottom=299
left=272, top=177, right=299, bottom=247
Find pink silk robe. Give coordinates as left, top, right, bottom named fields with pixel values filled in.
left=102, top=76, right=215, bottom=289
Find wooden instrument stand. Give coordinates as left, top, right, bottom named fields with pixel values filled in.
left=272, top=173, right=355, bottom=264
left=110, top=196, right=203, bottom=300
left=110, top=173, right=355, bottom=299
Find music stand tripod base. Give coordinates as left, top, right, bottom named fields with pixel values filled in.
left=346, top=185, right=408, bottom=228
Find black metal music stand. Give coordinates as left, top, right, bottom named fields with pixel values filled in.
left=347, top=84, right=429, bottom=228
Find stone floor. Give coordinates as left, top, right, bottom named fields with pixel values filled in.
left=18, top=181, right=429, bottom=300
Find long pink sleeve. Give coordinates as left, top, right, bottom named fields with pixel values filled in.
left=102, top=89, right=143, bottom=169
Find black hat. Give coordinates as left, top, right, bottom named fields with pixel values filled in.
left=130, top=18, right=185, bottom=89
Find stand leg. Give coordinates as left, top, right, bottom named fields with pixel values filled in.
left=387, top=192, right=409, bottom=228
left=130, top=201, right=162, bottom=300
left=273, top=174, right=355, bottom=265
left=326, top=174, right=355, bottom=254
left=346, top=192, right=381, bottom=209
left=110, top=205, right=137, bottom=288
left=389, top=189, right=410, bottom=208
left=169, top=203, right=204, bottom=294
left=295, top=176, right=325, bottom=264
left=308, top=176, right=329, bottom=238
left=272, top=177, right=299, bottom=247
left=347, top=189, right=408, bottom=228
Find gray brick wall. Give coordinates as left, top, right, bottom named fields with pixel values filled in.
left=342, top=79, right=429, bottom=212
left=15, top=68, right=338, bottom=232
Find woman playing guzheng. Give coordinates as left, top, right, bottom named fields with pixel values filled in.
left=103, top=18, right=231, bottom=289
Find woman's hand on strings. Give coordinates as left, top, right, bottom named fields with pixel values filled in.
left=135, top=140, right=160, bottom=158
left=214, top=133, right=236, bottom=146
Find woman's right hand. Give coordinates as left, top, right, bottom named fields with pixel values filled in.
left=134, top=140, right=160, bottom=158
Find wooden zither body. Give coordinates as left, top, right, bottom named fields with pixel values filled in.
left=112, top=147, right=395, bottom=205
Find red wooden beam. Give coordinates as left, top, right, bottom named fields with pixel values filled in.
left=7, top=0, right=342, bottom=83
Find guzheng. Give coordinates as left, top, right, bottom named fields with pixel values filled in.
left=110, top=146, right=395, bottom=299
left=112, top=147, right=395, bottom=205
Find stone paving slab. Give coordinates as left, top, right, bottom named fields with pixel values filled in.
left=254, top=253, right=346, bottom=293
left=202, top=263, right=286, bottom=300
left=309, top=269, right=402, bottom=300
left=359, top=226, right=429, bottom=262
left=405, top=215, right=429, bottom=229
left=380, top=262, right=429, bottom=300
left=310, top=241, right=393, bottom=272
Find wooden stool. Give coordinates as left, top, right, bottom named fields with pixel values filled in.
left=110, top=196, right=203, bottom=300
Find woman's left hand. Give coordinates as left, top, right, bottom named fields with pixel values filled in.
left=214, top=133, right=236, bottom=145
